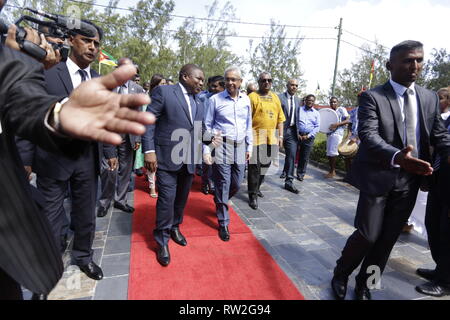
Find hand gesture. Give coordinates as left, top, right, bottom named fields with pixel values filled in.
left=394, top=145, right=433, bottom=176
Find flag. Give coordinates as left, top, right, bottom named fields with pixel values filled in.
left=368, top=60, right=375, bottom=89
left=99, top=49, right=117, bottom=67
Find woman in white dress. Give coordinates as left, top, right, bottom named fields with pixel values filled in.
left=325, top=97, right=350, bottom=178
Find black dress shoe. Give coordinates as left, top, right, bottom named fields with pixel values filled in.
left=331, top=275, right=348, bottom=300
left=97, top=206, right=108, bottom=218
left=219, top=226, right=230, bottom=241
left=284, top=184, right=299, bottom=194
left=113, top=202, right=134, bottom=213
left=257, top=191, right=264, bottom=198
left=31, top=293, right=48, bottom=300
left=280, top=172, right=286, bottom=179
left=416, top=281, right=450, bottom=297
left=354, top=284, right=371, bottom=300
left=157, top=245, right=170, bottom=266
left=416, top=268, right=436, bottom=281
left=78, top=261, right=103, bottom=281
left=296, top=175, right=304, bottom=181
left=249, top=195, right=258, bottom=210
left=170, top=228, right=187, bottom=246
left=201, top=184, right=209, bottom=195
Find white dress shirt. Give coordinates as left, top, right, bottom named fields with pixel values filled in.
left=389, top=79, right=421, bottom=166
left=288, top=94, right=295, bottom=127
left=66, top=57, right=91, bottom=89
left=179, top=83, right=194, bottom=122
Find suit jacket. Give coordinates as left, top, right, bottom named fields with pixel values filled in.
left=19, top=62, right=101, bottom=180
left=103, top=80, right=143, bottom=159
left=0, top=45, right=78, bottom=294
left=141, top=84, right=204, bottom=174
left=278, top=92, right=300, bottom=138
left=347, top=81, right=450, bottom=196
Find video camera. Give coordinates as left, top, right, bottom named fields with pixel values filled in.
left=0, top=7, right=97, bottom=62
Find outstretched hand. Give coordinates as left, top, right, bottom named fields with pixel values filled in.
left=394, top=145, right=433, bottom=176
left=59, top=62, right=155, bottom=145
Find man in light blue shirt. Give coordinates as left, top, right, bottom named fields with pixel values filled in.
left=296, top=94, right=320, bottom=180
left=204, top=66, right=252, bottom=241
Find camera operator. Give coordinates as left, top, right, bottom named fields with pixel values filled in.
left=0, top=0, right=154, bottom=300
left=5, top=24, right=60, bottom=70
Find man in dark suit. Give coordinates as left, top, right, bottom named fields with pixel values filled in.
left=415, top=97, right=450, bottom=297
left=331, top=40, right=450, bottom=300
left=18, top=22, right=105, bottom=281
left=0, top=0, right=153, bottom=299
left=97, top=58, right=143, bottom=217
left=278, top=79, right=301, bottom=194
left=142, top=64, right=205, bottom=266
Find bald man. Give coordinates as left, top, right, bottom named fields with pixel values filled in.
left=142, top=64, right=206, bottom=266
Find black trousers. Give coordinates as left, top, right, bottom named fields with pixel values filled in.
left=425, top=161, right=450, bottom=285
left=282, top=127, right=299, bottom=184
left=335, top=183, right=419, bottom=287
left=296, top=136, right=315, bottom=177
left=247, top=144, right=276, bottom=196
left=154, top=165, right=194, bottom=247
left=0, top=267, right=22, bottom=300
left=36, top=151, right=97, bottom=265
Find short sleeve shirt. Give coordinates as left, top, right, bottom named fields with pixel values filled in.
left=249, top=91, right=286, bottom=146
left=328, top=106, right=349, bottom=136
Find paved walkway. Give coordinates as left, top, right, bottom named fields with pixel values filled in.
left=33, top=157, right=447, bottom=300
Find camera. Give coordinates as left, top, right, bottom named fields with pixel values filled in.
left=0, top=7, right=96, bottom=61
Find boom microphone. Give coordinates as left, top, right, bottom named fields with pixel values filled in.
left=26, top=8, right=97, bottom=37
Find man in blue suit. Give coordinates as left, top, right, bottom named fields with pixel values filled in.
left=278, top=79, right=301, bottom=194
left=143, top=64, right=206, bottom=266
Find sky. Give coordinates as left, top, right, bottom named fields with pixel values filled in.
left=169, top=0, right=450, bottom=93
left=42, top=0, right=450, bottom=94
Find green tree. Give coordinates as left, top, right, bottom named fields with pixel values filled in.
left=247, top=21, right=305, bottom=94
left=420, top=48, right=450, bottom=91
left=334, top=43, right=389, bottom=107
left=174, top=0, right=241, bottom=81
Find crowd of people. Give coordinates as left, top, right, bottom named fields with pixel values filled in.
left=0, top=0, right=449, bottom=300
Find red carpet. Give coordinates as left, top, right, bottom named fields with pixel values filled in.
left=128, top=174, right=305, bottom=300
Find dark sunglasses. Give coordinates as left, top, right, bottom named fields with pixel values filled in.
left=260, top=79, right=272, bottom=83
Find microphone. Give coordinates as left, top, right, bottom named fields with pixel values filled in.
left=25, top=8, right=97, bottom=37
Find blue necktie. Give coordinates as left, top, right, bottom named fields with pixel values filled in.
left=189, top=94, right=197, bottom=122
left=78, top=69, right=88, bottom=82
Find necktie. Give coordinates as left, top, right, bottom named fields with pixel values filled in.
left=289, top=96, right=294, bottom=126
left=403, top=89, right=418, bottom=158
left=78, top=69, right=88, bottom=82
left=189, top=94, right=197, bottom=122
left=118, top=84, right=126, bottom=94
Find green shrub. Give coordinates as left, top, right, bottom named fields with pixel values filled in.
left=310, top=133, right=346, bottom=172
